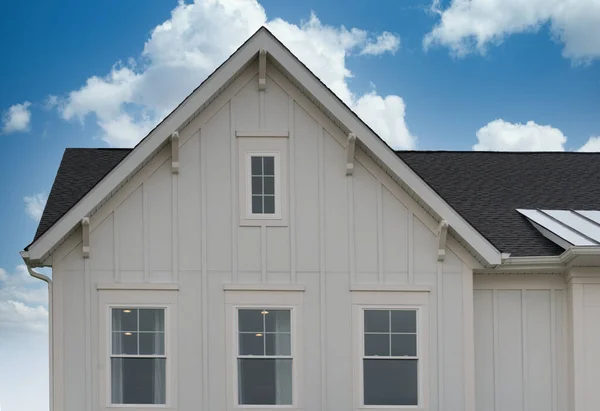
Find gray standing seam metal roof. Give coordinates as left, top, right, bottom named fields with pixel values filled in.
left=31, top=149, right=600, bottom=257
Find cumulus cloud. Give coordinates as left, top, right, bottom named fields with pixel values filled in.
left=56, top=0, right=414, bottom=149
left=0, top=265, right=48, bottom=335
left=424, top=0, right=600, bottom=62
left=473, top=119, right=599, bottom=152
left=578, top=136, right=600, bottom=152
left=24, top=192, right=48, bottom=222
left=2, top=101, right=32, bottom=133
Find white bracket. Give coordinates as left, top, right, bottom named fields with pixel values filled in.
left=82, top=217, right=90, bottom=258
left=437, top=220, right=448, bottom=261
left=171, top=131, right=180, bottom=174
left=258, top=49, right=267, bottom=91
left=346, top=133, right=357, bottom=175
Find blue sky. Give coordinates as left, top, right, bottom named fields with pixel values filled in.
left=1, top=0, right=599, bottom=410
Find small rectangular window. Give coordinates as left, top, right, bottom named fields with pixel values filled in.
left=363, top=309, right=418, bottom=406
left=250, top=155, right=277, bottom=215
left=110, top=308, right=166, bottom=405
left=237, top=309, right=292, bottom=405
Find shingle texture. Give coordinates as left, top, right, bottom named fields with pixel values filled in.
left=31, top=149, right=600, bottom=257
left=396, top=151, right=600, bottom=256
left=30, top=148, right=131, bottom=246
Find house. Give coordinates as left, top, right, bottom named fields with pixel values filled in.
left=21, top=27, right=600, bottom=411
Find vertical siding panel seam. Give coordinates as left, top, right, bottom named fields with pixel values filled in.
left=230, top=101, right=238, bottom=283
left=143, top=183, right=149, bottom=282
left=550, top=289, right=558, bottom=411
left=200, top=129, right=209, bottom=410
left=318, top=125, right=327, bottom=410
left=113, top=212, right=120, bottom=282
left=492, top=289, right=500, bottom=411
left=408, top=212, right=414, bottom=284
left=377, top=183, right=383, bottom=284
left=521, top=290, right=528, bottom=411
left=261, top=226, right=267, bottom=283
left=289, top=97, right=297, bottom=284
left=172, top=170, right=178, bottom=283
left=437, top=261, right=444, bottom=411
left=84, top=257, right=92, bottom=411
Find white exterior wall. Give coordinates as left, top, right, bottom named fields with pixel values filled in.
left=474, top=274, right=568, bottom=411
left=49, top=60, right=479, bottom=411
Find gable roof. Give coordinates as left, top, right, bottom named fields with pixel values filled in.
left=396, top=151, right=600, bottom=257
left=23, top=27, right=501, bottom=266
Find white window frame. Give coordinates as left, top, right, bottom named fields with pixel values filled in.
left=98, top=290, right=177, bottom=410
left=108, top=305, right=168, bottom=407
left=351, top=290, right=429, bottom=411
left=225, top=290, right=303, bottom=411
left=245, top=152, right=282, bottom=220
left=234, top=306, right=295, bottom=408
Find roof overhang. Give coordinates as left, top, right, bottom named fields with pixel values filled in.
left=24, top=27, right=502, bottom=266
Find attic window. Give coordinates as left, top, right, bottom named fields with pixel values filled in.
left=246, top=152, right=281, bottom=219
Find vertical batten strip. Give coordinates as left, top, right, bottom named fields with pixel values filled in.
left=347, top=157, right=356, bottom=286
left=288, top=97, right=297, bottom=284
left=230, top=101, right=238, bottom=283
left=261, top=226, right=267, bottom=283
left=377, top=183, right=384, bottom=284
left=84, top=257, right=92, bottom=411
left=172, top=144, right=179, bottom=283
left=437, top=261, right=445, bottom=410
left=142, top=184, right=149, bottom=282
left=521, top=290, right=528, bottom=410
left=199, top=129, right=209, bottom=410
left=408, top=212, right=414, bottom=284
left=492, top=289, right=500, bottom=411
left=318, top=126, right=328, bottom=409
left=550, top=289, right=558, bottom=411
left=462, top=264, right=476, bottom=411
left=113, top=212, right=120, bottom=282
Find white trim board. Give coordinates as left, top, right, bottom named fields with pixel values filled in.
left=25, top=27, right=501, bottom=266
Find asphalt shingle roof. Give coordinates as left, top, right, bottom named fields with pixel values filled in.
left=31, top=149, right=600, bottom=257
left=396, top=151, right=600, bottom=257
left=30, top=148, right=131, bottom=246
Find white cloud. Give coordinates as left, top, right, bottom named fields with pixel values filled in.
left=578, top=136, right=600, bottom=152
left=24, top=192, right=48, bottom=222
left=2, top=101, right=32, bottom=133
left=424, top=0, right=600, bottom=62
left=56, top=0, right=414, bottom=149
left=0, top=265, right=48, bottom=335
left=473, top=119, right=600, bottom=152
left=360, top=32, right=401, bottom=55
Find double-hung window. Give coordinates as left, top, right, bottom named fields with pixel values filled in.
left=362, top=309, right=419, bottom=406
left=237, top=308, right=293, bottom=405
left=110, top=308, right=166, bottom=405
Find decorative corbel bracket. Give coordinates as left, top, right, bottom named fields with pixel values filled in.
left=171, top=131, right=180, bottom=174
left=346, top=133, right=357, bottom=176
left=82, top=217, right=90, bottom=258
left=258, top=49, right=267, bottom=91
left=437, top=220, right=448, bottom=261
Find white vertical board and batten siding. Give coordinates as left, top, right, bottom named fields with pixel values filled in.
left=49, top=61, right=477, bottom=411
left=474, top=275, right=568, bottom=411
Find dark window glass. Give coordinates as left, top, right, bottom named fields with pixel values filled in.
left=263, top=176, right=275, bottom=195
left=112, top=308, right=137, bottom=331
left=238, top=309, right=264, bottom=332
left=239, top=333, right=265, bottom=356
left=391, top=334, right=417, bottom=357
left=111, top=358, right=166, bottom=405
left=139, top=309, right=164, bottom=332
left=139, top=333, right=165, bottom=355
left=251, top=157, right=263, bottom=175
left=263, top=196, right=275, bottom=214
left=391, top=310, right=416, bottom=333
left=365, top=333, right=389, bottom=356
left=263, top=157, right=275, bottom=175
left=264, top=310, right=290, bottom=332
left=363, top=359, right=418, bottom=405
left=252, top=177, right=263, bottom=194
left=238, top=359, right=292, bottom=405
left=265, top=333, right=291, bottom=356
left=364, top=310, right=389, bottom=333
left=252, top=195, right=263, bottom=214
left=112, top=332, right=138, bottom=355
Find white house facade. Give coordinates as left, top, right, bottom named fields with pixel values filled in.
left=21, top=28, right=600, bottom=411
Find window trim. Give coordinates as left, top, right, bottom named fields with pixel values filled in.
left=106, top=303, right=170, bottom=408
left=359, top=306, right=422, bottom=408
left=245, top=152, right=281, bottom=220
left=232, top=305, right=297, bottom=409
